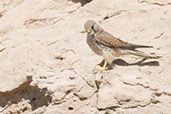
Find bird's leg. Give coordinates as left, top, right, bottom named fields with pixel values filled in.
left=102, top=61, right=108, bottom=70
left=96, top=61, right=108, bottom=71
left=97, top=59, right=105, bottom=66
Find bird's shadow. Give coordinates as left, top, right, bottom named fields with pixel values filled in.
left=114, top=58, right=159, bottom=66
left=99, top=58, right=160, bottom=70
left=68, top=0, right=92, bottom=6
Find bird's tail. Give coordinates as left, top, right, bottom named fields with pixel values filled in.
left=125, top=50, right=161, bottom=59
left=128, top=43, right=153, bottom=49
left=133, top=44, right=153, bottom=48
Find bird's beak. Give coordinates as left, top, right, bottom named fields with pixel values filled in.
left=80, top=29, right=91, bottom=33
left=80, top=30, right=86, bottom=33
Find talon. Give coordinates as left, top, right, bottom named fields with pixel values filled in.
left=95, top=61, right=108, bottom=71
left=96, top=65, right=108, bottom=71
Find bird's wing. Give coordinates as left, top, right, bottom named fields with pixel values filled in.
left=95, top=31, right=131, bottom=49
left=95, top=31, right=153, bottom=49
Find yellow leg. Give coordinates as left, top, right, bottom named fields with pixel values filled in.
left=96, top=61, right=108, bottom=71
left=97, top=59, right=104, bottom=66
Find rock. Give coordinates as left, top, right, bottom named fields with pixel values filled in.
left=0, top=0, right=171, bottom=113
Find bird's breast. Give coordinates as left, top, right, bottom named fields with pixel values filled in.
left=86, top=35, right=103, bottom=55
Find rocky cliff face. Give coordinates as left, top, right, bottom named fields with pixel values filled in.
left=0, top=0, right=171, bottom=114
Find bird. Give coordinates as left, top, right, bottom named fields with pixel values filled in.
left=84, top=20, right=161, bottom=71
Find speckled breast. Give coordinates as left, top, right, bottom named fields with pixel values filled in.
left=86, top=34, right=103, bottom=56
left=86, top=34, right=116, bottom=57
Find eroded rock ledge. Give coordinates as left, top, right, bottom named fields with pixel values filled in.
left=0, top=76, right=52, bottom=113
left=0, top=0, right=171, bottom=113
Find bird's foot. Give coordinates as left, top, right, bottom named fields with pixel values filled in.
left=97, top=59, right=105, bottom=66
left=95, top=65, right=108, bottom=71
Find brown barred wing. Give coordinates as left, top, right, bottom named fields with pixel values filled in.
left=95, top=31, right=131, bottom=49
left=95, top=31, right=153, bottom=50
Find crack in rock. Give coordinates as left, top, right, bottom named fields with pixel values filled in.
left=153, top=32, right=165, bottom=39
left=0, top=47, right=6, bottom=53
left=52, top=89, right=74, bottom=105
left=0, top=10, right=6, bottom=17
left=80, top=75, right=95, bottom=88
left=120, top=79, right=171, bottom=103
left=120, top=79, right=159, bottom=91
left=120, top=79, right=171, bottom=97
left=102, top=10, right=126, bottom=21
left=24, top=17, right=63, bottom=28
left=148, top=32, right=165, bottom=43
left=73, top=91, right=96, bottom=101
left=123, top=97, right=161, bottom=109
left=138, top=0, right=171, bottom=6
left=68, top=5, right=81, bottom=13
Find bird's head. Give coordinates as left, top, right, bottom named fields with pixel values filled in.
left=84, top=20, right=101, bottom=36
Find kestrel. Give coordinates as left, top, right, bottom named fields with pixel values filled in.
left=84, top=20, right=161, bottom=71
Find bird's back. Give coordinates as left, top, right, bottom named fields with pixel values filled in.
left=95, top=30, right=152, bottom=50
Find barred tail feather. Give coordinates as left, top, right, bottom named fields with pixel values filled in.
left=129, top=43, right=153, bottom=49
left=133, top=44, right=153, bottom=49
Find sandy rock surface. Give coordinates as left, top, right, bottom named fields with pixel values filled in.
left=0, top=0, right=171, bottom=114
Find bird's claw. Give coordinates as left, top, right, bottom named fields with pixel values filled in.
left=96, top=65, right=108, bottom=71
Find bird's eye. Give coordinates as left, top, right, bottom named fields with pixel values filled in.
left=91, top=24, right=97, bottom=32
left=91, top=25, right=94, bottom=30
